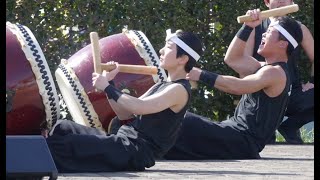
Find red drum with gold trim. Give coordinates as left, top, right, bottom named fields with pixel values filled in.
left=6, top=22, right=60, bottom=135
left=55, top=28, right=167, bottom=132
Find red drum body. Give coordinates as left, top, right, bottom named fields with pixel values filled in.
left=6, top=22, right=60, bottom=135
left=55, top=29, right=167, bottom=132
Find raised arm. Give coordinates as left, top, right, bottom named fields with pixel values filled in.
left=224, top=33, right=262, bottom=78
left=244, top=30, right=256, bottom=57
left=300, top=24, right=314, bottom=77
left=224, top=9, right=265, bottom=78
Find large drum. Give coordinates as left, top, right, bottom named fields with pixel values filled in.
left=6, top=22, right=60, bottom=135
left=55, top=28, right=167, bottom=132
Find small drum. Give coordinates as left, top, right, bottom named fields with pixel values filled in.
left=6, top=22, right=60, bottom=135
left=55, top=28, right=167, bottom=132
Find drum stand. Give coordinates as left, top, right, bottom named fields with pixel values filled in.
left=6, top=135, right=58, bottom=180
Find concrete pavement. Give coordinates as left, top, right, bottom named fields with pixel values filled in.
left=52, top=144, right=314, bottom=180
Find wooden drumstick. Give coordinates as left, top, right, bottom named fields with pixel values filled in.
left=90, top=32, right=102, bottom=74
left=101, top=63, right=158, bottom=75
left=102, top=63, right=198, bottom=89
left=237, top=4, right=299, bottom=23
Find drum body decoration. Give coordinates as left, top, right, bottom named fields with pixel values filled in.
left=55, top=28, right=167, bottom=131
left=6, top=22, right=60, bottom=135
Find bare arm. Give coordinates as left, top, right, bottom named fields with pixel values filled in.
left=107, top=82, right=165, bottom=119
left=116, top=83, right=188, bottom=115
left=300, top=24, right=314, bottom=77
left=224, top=10, right=268, bottom=78
left=244, top=30, right=256, bottom=56
left=214, top=65, right=285, bottom=96
left=108, top=81, right=162, bottom=119
left=138, top=83, right=159, bottom=99
left=108, top=98, right=134, bottom=120
left=187, top=65, right=285, bottom=96
left=107, top=82, right=164, bottom=119
left=92, top=63, right=188, bottom=116
left=224, top=34, right=262, bottom=78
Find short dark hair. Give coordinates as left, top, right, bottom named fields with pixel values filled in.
left=276, top=16, right=303, bottom=57
left=175, top=30, right=203, bottom=72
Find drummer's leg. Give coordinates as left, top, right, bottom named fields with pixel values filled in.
left=46, top=132, right=137, bottom=172
left=49, top=120, right=106, bottom=137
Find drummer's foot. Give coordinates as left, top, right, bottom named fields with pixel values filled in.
left=41, top=129, right=49, bottom=138
left=278, top=126, right=303, bottom=144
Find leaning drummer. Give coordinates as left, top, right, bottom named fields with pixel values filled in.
left=245, top=0, right=314, bottom=144
left=164, top=15, right=302, bottom=160
left=45, top=29, right=203, bottom=172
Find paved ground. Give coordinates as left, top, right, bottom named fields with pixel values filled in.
left=52, top=144, right=313, bottom=180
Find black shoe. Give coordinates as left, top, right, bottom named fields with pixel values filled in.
left=278, top=126, right=304, bottom=144
left=267, top=133, right=276, bottom=144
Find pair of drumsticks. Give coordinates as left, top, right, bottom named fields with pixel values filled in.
left=90, top=32, right=157, bottom=76
left=90, top=4, right=299, bottom=77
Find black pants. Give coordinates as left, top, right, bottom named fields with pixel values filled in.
left=163, top=112, right=260, bottom=160
left=46, top=119, right=155, bottom=173
left=267, top=86, right=314, bottom=144
left=283, top=86, right=314, bottom=129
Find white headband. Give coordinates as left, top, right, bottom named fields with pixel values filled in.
left=165, top=29, right=200, bottom=61
left=269, top=21, right=298, bottom=49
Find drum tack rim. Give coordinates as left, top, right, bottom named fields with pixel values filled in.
left=124, top=29, right=167, bottom=83
left=6, top=21, right=60, bottom=130
left=55, top=61, right=104, bottom=131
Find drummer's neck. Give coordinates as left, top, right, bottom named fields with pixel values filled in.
left=166, top=70, right=187, bottom=82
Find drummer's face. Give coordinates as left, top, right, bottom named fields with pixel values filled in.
left=257, top=26, right=283, bottom=56
left=265, top=0, right=293, bottom=9
left=159, top=41, right=178, bottom=69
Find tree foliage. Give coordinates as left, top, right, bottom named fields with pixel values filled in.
left=6, top=0, right=314, bottom=121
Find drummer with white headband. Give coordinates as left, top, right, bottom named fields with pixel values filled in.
left=164, top=16, right=304, bottom=160
left=165, top=29, right=201, bottom=62
left=46, top=29, right=205, bottom=173
left=269, top=20, right=298, bottom=49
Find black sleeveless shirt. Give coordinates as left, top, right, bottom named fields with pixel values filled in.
left=120, top=79, right=191, bottom=157
left=230, top=62, right=291, bottom=151
left=253, top=19, right=301, bottom=89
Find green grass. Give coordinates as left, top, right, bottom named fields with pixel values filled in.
left=276, top=127, right=314, bottom=143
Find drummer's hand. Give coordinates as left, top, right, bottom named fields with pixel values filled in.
left=302, top=82, right=314, bottom=92
left=105, top=61, right=120, bottom=81
left=244, top=9, right=262, bottom=28
left=92, top=71, right=110, bottom=91
left=186, top=67, right=202, bottom=81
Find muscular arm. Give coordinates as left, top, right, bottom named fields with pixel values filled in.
left=300, top=24, right=314, bottom=77
left=115, top=83, right=188, bottom=115
left=244, top=30, right=256, bottom=56
left=224, top=31, right=263, bottom=78
left=214, top=65, right=285, bottom=97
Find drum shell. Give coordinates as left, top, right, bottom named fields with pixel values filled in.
left=58, top=32, right=161, bottom=131
left=6, top=24, right=59, bottom=135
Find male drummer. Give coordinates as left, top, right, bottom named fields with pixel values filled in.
left=247, top=0, right=314, bottom=144
left=45, top=29, right=203, bottom=172
left=164, top=14, right=303, bottom=159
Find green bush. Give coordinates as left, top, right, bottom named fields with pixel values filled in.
left=6, top=0, right=314, bottom=121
